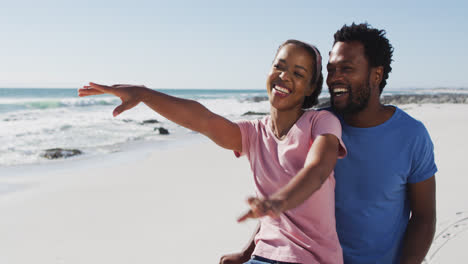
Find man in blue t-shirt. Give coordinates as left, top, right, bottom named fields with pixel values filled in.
left=220, top=23, right=437, bottom=264
left=327, top=23, right=437, bottom=263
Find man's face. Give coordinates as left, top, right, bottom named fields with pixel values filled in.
left=326, top=41, right=372, bottom=115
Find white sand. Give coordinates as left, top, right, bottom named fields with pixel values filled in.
left=0, top=104, right=467, bottom=264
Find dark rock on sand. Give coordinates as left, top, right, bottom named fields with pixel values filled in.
left=242, top=111, right=268, bottom=116
left=41, top=148, right=82, bottom=159
left=154, top=127, right=169, bottom=135
left=141, top=119, right=160, bottom=125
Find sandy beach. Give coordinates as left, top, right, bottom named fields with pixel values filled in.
left=1, top=103, right=467, bottom=264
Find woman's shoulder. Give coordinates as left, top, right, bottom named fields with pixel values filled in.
left=236, top=115, right=270, bottom=131
left=303, top=109, right=340, bottom=123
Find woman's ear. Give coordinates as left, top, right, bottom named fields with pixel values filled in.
left=306, top=82, right=316, bottom=97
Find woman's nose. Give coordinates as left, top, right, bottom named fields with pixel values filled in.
left=279, top=71, right=290, bottom=81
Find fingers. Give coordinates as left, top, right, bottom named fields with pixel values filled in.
left=77, top=87, right=104, bottom=97
left=237, top=197, right=281, bottom=223
left=237, top=210, right=254, bottom=223
left=88, top=82, right=114, bottom=94
left=78, top=82, right=113, bottom=97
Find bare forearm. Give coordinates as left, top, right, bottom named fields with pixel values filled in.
left=139, top=88, right=215, bottom=134
left=138, top=88, right=240, bottom=150
left=272, top=159, right=334, bottom=212
left=400, top=216, right=436, bottom=264
left=271, top=134, right=339, bottom=212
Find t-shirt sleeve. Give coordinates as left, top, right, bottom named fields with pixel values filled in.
left=233, top=119, right=256, bottom=159
left=408, top=123, right=438, bottom=183
left=311, top=110, right=347, bottom=159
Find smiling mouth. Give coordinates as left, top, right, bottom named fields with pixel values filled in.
left=273, top=85, right=291, bottom=95
left=332, top=88, right=349, bottom=97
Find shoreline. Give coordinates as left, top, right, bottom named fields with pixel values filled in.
left=2, top=91, right=468, bottom=168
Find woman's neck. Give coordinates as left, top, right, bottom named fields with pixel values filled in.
left=269, top=107, right=304, bottom=139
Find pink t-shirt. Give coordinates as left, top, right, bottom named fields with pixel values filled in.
left=236, top=110, right=347, bottom=264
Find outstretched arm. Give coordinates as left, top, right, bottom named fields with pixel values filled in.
left=79, top=83, right=242, bottom=152
left=400, top=176, right=436, bottom=264
left=238, top=133, right=340, bottom=222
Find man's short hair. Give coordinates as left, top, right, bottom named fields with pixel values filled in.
left=333, top=23, right=394, bottom=92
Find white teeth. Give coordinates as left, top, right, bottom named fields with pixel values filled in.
left=333, top=88, right=348, bottom=93
left=274, top=85, right=290, bottom=94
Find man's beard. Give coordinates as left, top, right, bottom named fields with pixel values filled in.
left=331, top=78, right=371, bottom=115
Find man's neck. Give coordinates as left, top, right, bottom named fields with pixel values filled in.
left=343, top=101, right=396, bottom=128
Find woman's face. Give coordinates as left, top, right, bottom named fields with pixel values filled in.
left=266, top=43, right=315, bottom=112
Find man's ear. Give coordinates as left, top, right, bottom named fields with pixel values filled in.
left=372, top=66, right=384, bottom=88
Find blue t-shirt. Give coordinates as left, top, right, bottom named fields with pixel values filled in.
left=332, top=107, right=437, bottom=264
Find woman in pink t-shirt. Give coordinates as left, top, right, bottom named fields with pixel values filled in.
left=78, top=39, right=346, bottom=264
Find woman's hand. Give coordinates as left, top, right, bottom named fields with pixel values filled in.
left=78, top=82, right=147, bottom=117
left=237, top=197, right=284, bottom=223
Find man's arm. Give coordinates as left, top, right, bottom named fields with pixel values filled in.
left=400, top=175, right=436, bottom=264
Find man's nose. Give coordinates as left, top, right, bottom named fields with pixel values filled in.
left=327, top=69, right=344, bottom=84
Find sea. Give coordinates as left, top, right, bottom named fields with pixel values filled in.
left=0, top=88, right=272, bottom=167
left=0, top=87, right=461, bottom=167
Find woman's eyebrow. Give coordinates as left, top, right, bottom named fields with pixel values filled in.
left=276, top=59, right=308, bottom=72
left=294, top=65, right=308, bottom=72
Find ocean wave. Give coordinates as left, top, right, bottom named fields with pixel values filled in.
left=0, top=97, right=119, bottom=110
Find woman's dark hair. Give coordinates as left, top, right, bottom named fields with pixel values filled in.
left=333, top=23, right=394, bottom=93
left=275, top=39, right=323, bottom=108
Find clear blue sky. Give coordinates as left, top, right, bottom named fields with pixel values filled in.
left=1, top=0, right=466, bottom=90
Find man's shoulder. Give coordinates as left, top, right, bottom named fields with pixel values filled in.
left=392, top=106, right=427, bottom=134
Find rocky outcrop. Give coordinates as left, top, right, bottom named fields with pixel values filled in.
left=154, top=127, right=169, bottom=135
left=141, top=119, right=159, bottom=125
left=381, top=93, right=468, bottom=105
left=313, top=93, right=468, bottom=109
left=41, top=148, right=82, bottom=159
